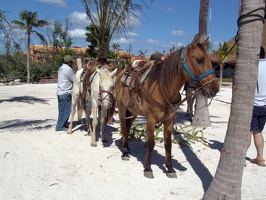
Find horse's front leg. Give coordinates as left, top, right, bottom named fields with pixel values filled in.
left=119, top=108, right=136, bottom=160
left=144, top=118, right=156, bottom=179
left=90, top=101, right=98, bottom=147
left=99, top=107, right=107, bottom=143
left=163, top=117, right=177, bottom=178
left=84, top=100, right=92, bottom=136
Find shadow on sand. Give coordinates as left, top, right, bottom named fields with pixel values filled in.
left=112, top=109, right=224, bottom=192
left=0, top=96, right=49, bottom=104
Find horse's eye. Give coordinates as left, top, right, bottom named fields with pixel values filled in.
left=196, top=58, right=204, bottom=64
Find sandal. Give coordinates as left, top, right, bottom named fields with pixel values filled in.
left=250, top=158, right=266, bottom=167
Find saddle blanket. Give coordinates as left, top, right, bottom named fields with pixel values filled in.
left=120, top=60, right=155, bottom=87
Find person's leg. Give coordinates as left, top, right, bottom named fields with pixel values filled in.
left=249, top=105, right=266, bottom=166
left=63, top=93, right=72, bottom=128
left=56, top=94, right=70, bottom=131
left=253, top=131, right=264, bottom=161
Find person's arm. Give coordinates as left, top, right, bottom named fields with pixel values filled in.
left=66, top=67, right=75, bottom=83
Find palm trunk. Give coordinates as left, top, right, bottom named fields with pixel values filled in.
left=204, top=0, right=264, bottom=199
left=192, top=0, right=211, bottom=127
left=27, top=33, right=30, bottom=83
left=219, top=63, right=224, bottom=92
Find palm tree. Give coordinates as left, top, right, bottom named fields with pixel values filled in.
left=213, top=42, right=236, bottom=92
left=138, top=49, right=147, bottom=57
left=10, top=10, right=48, bottom=83
left=0, top=10, right=10, bottom=36
left=192, top=0, right=212, bottom=127
left=112, top=43, right=120, bottom=53
left=81, top=0, right=145, bottom=58
left=204, top=0, right=265, bottom=198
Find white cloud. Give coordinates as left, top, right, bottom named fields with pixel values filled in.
left=212, top=41, right=220, bottom=47
left=170, top=41, right=184, bottom=49
left=145, top=39, right=161, bottom=45
left=161, top=6, right=173, bottom=12
left=69, top=11, right=91, bottom=28
left=37, top=0, right=66, bottom=7
left=10, top=29, right=26, bottom=40
left=69, top=29, right=87, bottom=39
left=171, top=30, right=188, bottom=37
left=127, top=32, right=138, bottom=37
left=129, top=12, right=141, bottom=27
left=112, top=37, right=134, bottom=44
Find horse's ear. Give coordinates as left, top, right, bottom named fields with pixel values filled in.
left=111, top=68, right=118, bottom=77
left=201, top=37, right=209, bottom=48
left=96, top=68, right=102, bottom=76
left=191, top=34, right=199, bottom=47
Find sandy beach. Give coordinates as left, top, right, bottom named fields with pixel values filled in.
left=0, top=83, right=265, bottom=200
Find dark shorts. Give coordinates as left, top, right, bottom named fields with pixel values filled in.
left=250, top=105, right=266, bottom=132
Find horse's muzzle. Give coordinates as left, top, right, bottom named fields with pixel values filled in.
left=101, top=100, right=111, bottom=109
left=208, top=86, right=218, bottom=97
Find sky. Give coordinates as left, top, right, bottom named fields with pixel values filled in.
left=0, top=0, right=240, bottom=57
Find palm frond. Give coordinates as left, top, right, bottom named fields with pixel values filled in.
left=32, top=30, right=47, bottom=45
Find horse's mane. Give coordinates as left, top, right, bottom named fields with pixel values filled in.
left=146, top=47, right=184, bottom=92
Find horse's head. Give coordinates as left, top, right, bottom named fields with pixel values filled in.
left=182, top=34, right=219, bottom=97
left=96, top=67, right=118, bottom=109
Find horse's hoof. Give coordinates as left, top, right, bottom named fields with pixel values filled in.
left=67, top=130, right=72, bottom=134
left=91, top=143, right=97, bottom=147
left=144, top=171, right=154, bottom=179
left=167, top=172, right=177, bottom=178
left=102, top=139, right=108, bottom=143
left=121, top=153, right=130, bottom=161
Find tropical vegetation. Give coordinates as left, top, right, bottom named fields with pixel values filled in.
left=10, top=10, right=49, bottom=83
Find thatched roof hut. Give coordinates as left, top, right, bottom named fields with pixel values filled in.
left=210, top=21, right=266, bottom=69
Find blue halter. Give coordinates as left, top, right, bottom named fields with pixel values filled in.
left=180, top=48, right=215, bottom=83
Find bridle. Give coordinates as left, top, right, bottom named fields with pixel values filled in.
left=180, top=47, right=217, bottom=96
left=98, top=85, right=115, bottom=109
left=180, top=47, right=215, bottom=84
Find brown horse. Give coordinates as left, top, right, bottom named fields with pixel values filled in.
left=114, top=34, right=219, bottom=178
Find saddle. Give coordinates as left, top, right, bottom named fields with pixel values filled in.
left=121, top=60, right=156, bottom=107
left=81, top=61, right=112, bottom=99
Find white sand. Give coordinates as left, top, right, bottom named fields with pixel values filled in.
left=0, top=83, right=265, bottom=200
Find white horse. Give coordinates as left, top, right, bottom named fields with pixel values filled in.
left=67, top=66, right=118, bottom=147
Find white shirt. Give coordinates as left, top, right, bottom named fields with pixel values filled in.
left=56, top=63, right=75, bottom=95
left=254, top=59, right=266, bottom=106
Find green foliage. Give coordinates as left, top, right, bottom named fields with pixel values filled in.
left=81, top=0, right=145, bottom=58
left=173, top=125, right=208, bottom=147
left=107, top=50, right=118, bottom=60
left=129, top=124, right=147, bottom=140
left=10, top=10, right=49, bottom=83
left=0, top=51, right=27, bottom=82
left=53, top=20, right=72, bottom=50
left=222, top=78, right=233, bottom=83
left=212, top=41, right=236, bottom=64
left=113, top=123, right=208, bottom=148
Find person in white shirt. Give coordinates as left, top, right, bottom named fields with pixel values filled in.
left=248, top=46, right=266, bottom=167
left=55, top=55, right=75, bottom=131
